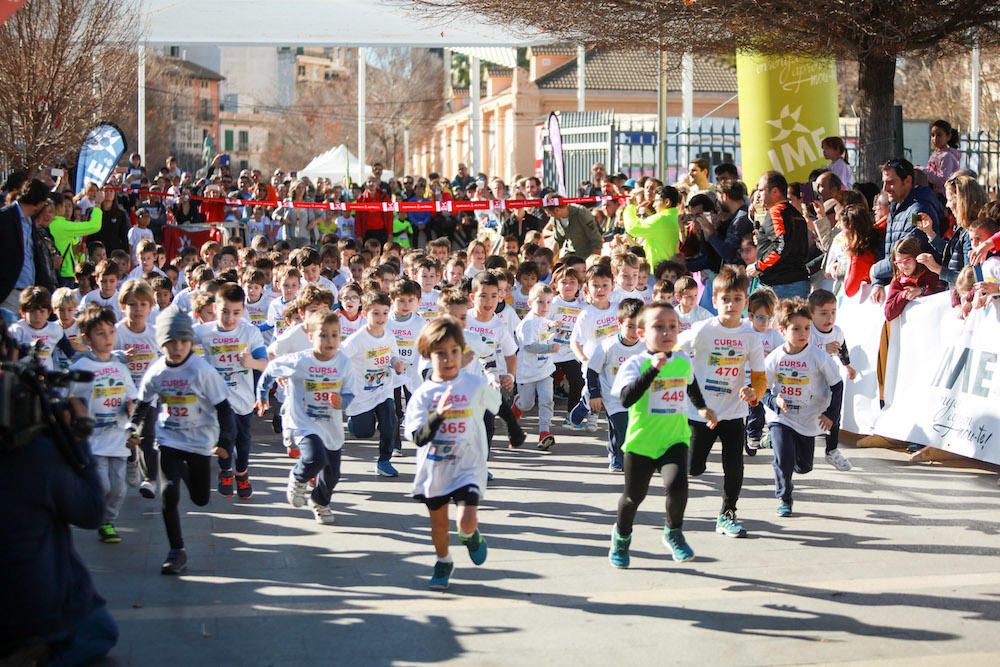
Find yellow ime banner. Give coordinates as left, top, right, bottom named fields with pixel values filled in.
left=736, top=52, right=839, bottom=184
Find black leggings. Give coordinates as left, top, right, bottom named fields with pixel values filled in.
left=554, top=360, right=584, bottom=412
left=616, top=445, right=689, bottom=535
left=159, top=445, right=212, bottom=550
left=689, top=418, right=744, bottom=513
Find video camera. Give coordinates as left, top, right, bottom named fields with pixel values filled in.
left=0, top=318, right=94, bottom=471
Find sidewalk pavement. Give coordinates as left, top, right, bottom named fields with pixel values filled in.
left=77, top=415, right=1000, bottom=666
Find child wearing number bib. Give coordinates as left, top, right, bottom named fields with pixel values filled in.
left=115, top=280, right=161, bottom=498
left=129, top=306, right=236, bottom=575
left=762, top=299, right=844, bottom=518
left=389, top=279, right=427, bottom=455
left=256, top=311, right=355, bottom=525
left=342, top=291, right=405, bottom=478
left=607, top=302, right=716, bottom=568
left=404, top=317, right=501, bottom=590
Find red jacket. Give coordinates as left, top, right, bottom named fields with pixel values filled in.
left=355, top=189, right=392, bottom=238
left=844, top=250, right=876, bottom=298
left=884, top=270, right=947, bottom=321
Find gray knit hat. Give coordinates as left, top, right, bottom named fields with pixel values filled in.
left=156, top=305, right=195, bottom=348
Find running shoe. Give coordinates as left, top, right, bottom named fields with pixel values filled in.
left=313, top=503, right=336, bottom=525
left=715, top=509, right=747, bottom=538
left=537, top=432, right=556, bottom=450
left=126, top=457, right=141, bottom=488
left=139, top=480, right=156, bottom=499
left=376, top=460, right=399, bottom=477
left=561, top=415, right=585, bottom=431
left=568, top=400, right=589, bottom=426
left=461, top=530, right=489, bottom=565
left=487, top=470, right=494, bottom=482
left=287, top=445, right=301, bottom=459
left=608, top=463, right=623, bottom=472
left=776, top=501, right=793, bottom=517
left=508, top=427, right=527, bottom=449
left=286, top=469, right=308, bottom=508
left=608, top=526, right=631, bottom=569
left=663, top=528, right=695, bottom=562
left=428, top=560, right=454, bottom=590
left=393, top=446, right=404, bottom=457
left=585, top=412, right=599, bottom=432
left=235, top=473, right=252, bottom=500
left=745, top=438, right=760, bottom=457
left=825, top=448, right=853, bottom=471
left=760, top=431, right=772, bottom=449
left=217, top=470, right=234, bottom=498
left=161, top=548, right=187, bottom=575
left=98, top=523, right=121, bottom=544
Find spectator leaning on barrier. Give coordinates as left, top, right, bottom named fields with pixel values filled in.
left=747, top=170, right=811, bottom=299
left=544, top=202, right=604, bottom=259
left=869, top=158, right=945, bottom=305
left=0, top=179, right=55, bottom=312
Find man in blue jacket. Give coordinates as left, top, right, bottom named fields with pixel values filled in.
left=870, top=158, right=944, bottom=304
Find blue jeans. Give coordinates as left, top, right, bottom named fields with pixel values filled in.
left=746, top=402, right=765, bottom=441
left=219, top=411, right=253, bottom=474
left=348, top=398, right=397, bottom=463
left=607, top=411, right=628, bottom=467
left=767, top=280, right=811, bottom=300
left=769, top=423, right=815, bottom=503
left=46, top=603, right=118, bottom=667
left=293, top=434, right=343, bottom=506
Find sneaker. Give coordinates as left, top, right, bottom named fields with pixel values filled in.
left=511, top=403, right=523, bottom=420
left=286, top=445, right=301, bottom=459
left=376, top=460, right=399, bottom=477
left=313, top=503, right=336, bottom=525
left=608, top=463, right=623, bottom=472
left=776, top=501, right=793, bottom=517
left=139, top=480, right=156, bottom=499
left=126, top=457, right=140, bottom=488
left=271, top=410, right=282, bottom=434
left=217, top=470, right=234, bottom=498
left=537, top=432, right=555, bottom=450
left=235, top=473, right=252, bottom=500
left=98, top=523, right=121, bottom=544
left=608, top=526, right=631, bottom=569
left=487, top=470, right=494, bottom=482
left=569, top=400, right=589, bottom=426
left=561, top=415, right=584, bottom=431
left=825, top=448, right=853, bottom=471
left=585, top=412, right=599, bottom=432
left=286, top=469, right=308, bottom=508
left=393, top=446, right=404, bottom=457
left=428, top=560, right=454, bottom=590
left=508, top=427, right=527, bottom=449
left=460, top=530, right=488, bottom=565
left=161, top=548, right=187, bottom=575
left=663, top=528, right=695, bottom=562
left=760, top=432, right=772, bottom=449
left=715, top=509, right=747, bottom=538
left=745, top=438, right=760, bottom=457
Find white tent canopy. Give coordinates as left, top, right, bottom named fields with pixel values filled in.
left=140, top=0, right=546, bottom=47
left=299, top=144, right=393, bottom=184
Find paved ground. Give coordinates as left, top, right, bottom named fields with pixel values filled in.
left=77, top=411, right=1000, bottom=666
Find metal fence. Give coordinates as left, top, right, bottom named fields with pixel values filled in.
left=541, top=112, right=1000, bottom=192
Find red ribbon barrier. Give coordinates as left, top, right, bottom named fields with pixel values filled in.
left=111, top=187, right=627, bottom=214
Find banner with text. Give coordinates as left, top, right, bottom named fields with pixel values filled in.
left=736, top=53, right=839, bottom=184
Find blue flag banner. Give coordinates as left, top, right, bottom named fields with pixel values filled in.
left=75, top=124, right=127, bottom=194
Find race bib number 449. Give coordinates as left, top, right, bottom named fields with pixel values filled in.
left=649, top=377, right=686, bottom=415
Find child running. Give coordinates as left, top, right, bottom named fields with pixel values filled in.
left=404, top=317, right=500, bottom=590
left=762, top=298, right=845, bottom=517
left=807, top=289, right=857, bottom=471
left=608, top=301, right=716, bottom=568
left=514, top=283, right=560, bottom=450
left=257, top=311, right=354, bottom=524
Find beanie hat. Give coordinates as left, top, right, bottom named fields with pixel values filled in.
left=156, top=305, right=195, bottom=348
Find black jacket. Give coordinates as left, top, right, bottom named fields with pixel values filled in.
left=500, top=212, right=543, bottom=243
left=87, top=197, right=130, bottom=254
left=0, top=203, right=56, bottom=302
left=755, top=200, right=810, bottom=287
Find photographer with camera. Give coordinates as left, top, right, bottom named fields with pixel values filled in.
left=0, top=319, right=119, bottom=664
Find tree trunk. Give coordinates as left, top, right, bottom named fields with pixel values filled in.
left=857, top=49, right=897, bottom=183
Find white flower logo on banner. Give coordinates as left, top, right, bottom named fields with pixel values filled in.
left=766, top=105, right=811, bottom=142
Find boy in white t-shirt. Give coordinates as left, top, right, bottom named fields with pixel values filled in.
left=569, top=264, right=618, bottom=431
left=10, top=287, right=74, bottom=370
left=70, top=306, right=139, bottom=544
left=807, top=289, right=857, bottom=472
left=127, top=209, right=155, bottom=261
left=610, top=252, right=643, bottom=305
left=404, top=317, right=500, bottom=590
left=51, top=287, right=86, bottom=370
left=511, top=261, right=538, bottom=318
left=415, top=258, right=442, bottom=319
left=342, top=291, right=406, bottom=477
left=744, top=288, right=783, bottom=456
left=762, top=298, right=844, bottom=518
left=677, top=267, right=766, bottom=539
left=388, top=278, right=427, bottom=455
left=515, top=284, right=561, bottom=450
left=195, top=283, right=268, bottom=500
left=257, top=311, right=354, bottom=524
left=128, top=306, right=236, bottom=575
left=266, top=266, right=301, bottom=340
left=674, top=275, right=713, bottom=332
left=242, top=268, right=274, bottom=344
left=126, top=239, right=166, bottom=282
left=114, top=280, right=162, bottom=497
left=80, top=260, right=122, bottom=319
